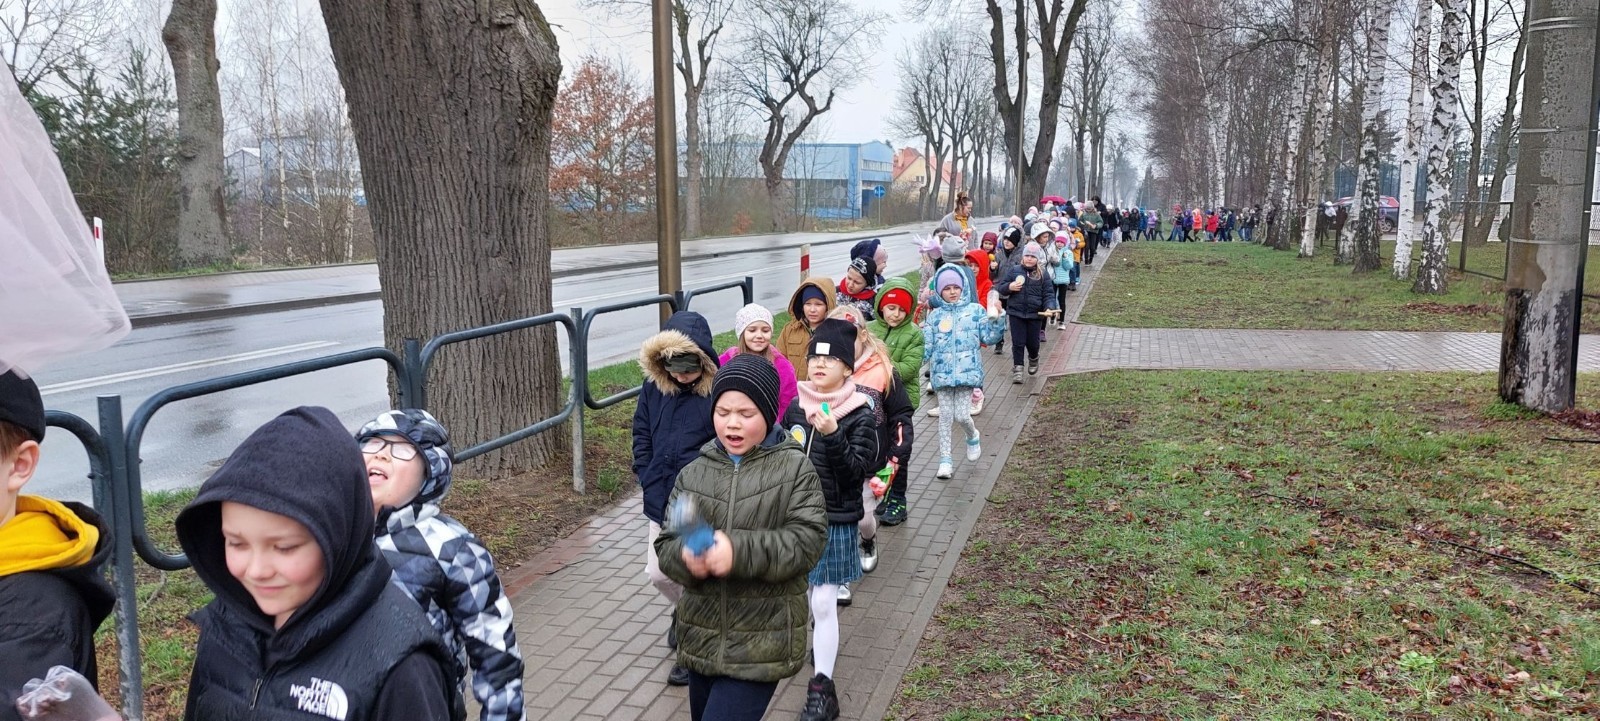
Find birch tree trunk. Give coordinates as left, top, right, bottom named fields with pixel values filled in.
left=1393, top=0, right=1432, bottom=279
left=1413, top=0, right=1468, bottom=294
left=1497, top=0, right=1599, bottom=411
left=318, top=0, right=567, bottom=472
left=1350, top=1, right=1394, bottom=272
left=163, top=0, right=229, bottom=267
left=1299, top=34, right=1337, bottom=257
left=1269, top=30, right=1310, bottom=251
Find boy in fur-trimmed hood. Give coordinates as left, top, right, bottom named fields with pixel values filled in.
left=633, top=310, right=720, bottom=687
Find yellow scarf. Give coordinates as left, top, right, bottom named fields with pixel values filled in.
left=0, top=495, right=98, bottom=576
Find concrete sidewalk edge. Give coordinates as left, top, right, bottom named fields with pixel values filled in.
left=127, top=290, right=382, bottom=328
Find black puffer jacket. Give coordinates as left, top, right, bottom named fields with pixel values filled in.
left=176, top=406, right=460, bottom=721
left=781, top=390, right=879, bottom=525
left=0, top=501, right=114, bottom=721
left=996, top=264, right=1058, bottom=318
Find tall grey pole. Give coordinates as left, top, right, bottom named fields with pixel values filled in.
left=1497, top=0, right=1599, bottom=411
left=653, top=0, right=682, bottom=325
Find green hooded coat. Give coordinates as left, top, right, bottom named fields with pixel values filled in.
left=865, top=276, right=925, bottom=407
left=654, top=434, right=827, bottom=682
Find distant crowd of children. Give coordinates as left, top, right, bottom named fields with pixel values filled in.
left=3, top=192, right=1115, bottom=721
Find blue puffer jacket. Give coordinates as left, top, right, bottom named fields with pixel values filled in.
left=920, top=282, right=1005, bottom=390
left=632, top=312, right=720, bottom=524
left=1052, top=243, right=1075, bottom=285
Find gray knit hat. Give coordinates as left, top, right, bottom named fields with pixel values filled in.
left=939, top=234, right=968, bottom=264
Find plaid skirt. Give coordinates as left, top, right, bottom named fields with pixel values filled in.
left=808, top=522, right=862, bottom=586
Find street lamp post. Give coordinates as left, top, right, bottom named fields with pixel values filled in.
left=652, top=0, right=681, bottom=326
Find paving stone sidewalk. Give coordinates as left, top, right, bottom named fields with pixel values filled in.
left=1046, top=325, right=1600, bottom=375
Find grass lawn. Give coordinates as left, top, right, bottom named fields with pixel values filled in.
left=891, top=370, right=1600, bottom=719
left=1080, top=240, right=1600, bottom=333
left=94, top=314, right=795, bottom=718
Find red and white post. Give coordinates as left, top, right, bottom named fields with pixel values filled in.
left=799, top=243, right=810, bottom=283
left=92, top=217, right=104, bottom=264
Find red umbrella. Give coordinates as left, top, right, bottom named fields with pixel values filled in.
left=1040, top=195, right=1068, bottom=205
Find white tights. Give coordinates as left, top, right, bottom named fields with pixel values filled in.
left=808, top=584, right=840, bottom=678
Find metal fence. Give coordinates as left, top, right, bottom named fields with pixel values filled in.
left=44, top=277, right=753, bottom=721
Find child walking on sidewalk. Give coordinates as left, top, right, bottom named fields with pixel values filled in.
left=866, top=278, right=922, bottom=527
left=633, top=311, right=721, bottom=686
left=1051, top=233, right=1076, bottom=330
left=997, top=239, right=1059, bottom=383
left=921, top=267, right=1005, bottom=479
left=782, top=319, right=879, bottom=721
left=654, top=354, right=827, bottom=721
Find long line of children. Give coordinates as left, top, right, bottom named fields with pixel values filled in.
left=4, top=217, right=1066, bottom=721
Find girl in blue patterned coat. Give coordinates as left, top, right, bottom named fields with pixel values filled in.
left=920, top=266, right=1005, bottom=480
left=358, top=410, right=524, bottom=721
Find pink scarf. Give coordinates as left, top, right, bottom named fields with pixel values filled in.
left=794, top=381, right=868, bottom=419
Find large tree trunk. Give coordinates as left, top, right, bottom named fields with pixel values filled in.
left=1299, top=33, right=1337, bottom=257
left=163, top=0, right=229, bottom=267
left=1349, top=1, right=1393, bottom=273
left=1413, top=0, right=1467, bottom=295
left=1393, top=0, right=1432, bottom=279
left=318, top=0, right=566, bottom=473
left=1497, top=0, right=1598, bottom=412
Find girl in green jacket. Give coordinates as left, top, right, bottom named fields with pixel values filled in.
left=655, top=354, right=828, bottom=721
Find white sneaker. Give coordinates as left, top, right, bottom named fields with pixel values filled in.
left=936, top=459, right=954, bottom=479
left=1057, top=323, right=1066, bottom=331
left=970, top=388, right=985, bottom=416
left=837, top=584, right=852, bottom=606
left=966, top=431, right=982, bottom=462
left=926, top=405, right=941, bottom=417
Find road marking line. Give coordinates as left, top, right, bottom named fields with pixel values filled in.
left=40, top=341, right=342, bottom=396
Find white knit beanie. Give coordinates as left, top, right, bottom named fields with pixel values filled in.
left=733, top=303, right=774, bottom=339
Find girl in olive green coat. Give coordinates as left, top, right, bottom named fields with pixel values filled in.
left=655, top=354, right=828, bottom=721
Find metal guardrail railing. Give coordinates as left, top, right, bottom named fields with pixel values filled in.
left=122, top=347, right=408, bottom=572
left=39, top=276, right=756, bottom=721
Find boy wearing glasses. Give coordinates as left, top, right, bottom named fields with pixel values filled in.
left=357, top=409, right=525, bottom=721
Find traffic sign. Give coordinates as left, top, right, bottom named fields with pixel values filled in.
left=873, top=185, right=886, bottom=198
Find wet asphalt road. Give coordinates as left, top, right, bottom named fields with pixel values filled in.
left=31, top=235, right=935, bottom=502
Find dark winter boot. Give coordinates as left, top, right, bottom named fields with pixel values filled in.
left=799, top=673, right=841, bottom=721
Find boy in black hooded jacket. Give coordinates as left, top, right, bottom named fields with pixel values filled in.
left=176, top=406, right=460, bottom=721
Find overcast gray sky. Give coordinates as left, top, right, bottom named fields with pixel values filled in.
left=536, top=0, right=913, bottom=145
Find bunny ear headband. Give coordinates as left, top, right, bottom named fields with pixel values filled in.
left=912, top=233, right=941, bottom=257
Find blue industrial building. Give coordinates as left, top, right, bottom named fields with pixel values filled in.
left=687, top=140, right=896, bottom=219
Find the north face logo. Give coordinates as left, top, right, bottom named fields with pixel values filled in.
left=288, top=677, right=349, bottom=720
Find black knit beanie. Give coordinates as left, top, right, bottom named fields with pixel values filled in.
left=712, top=354, right=782, bottom=429
left=808, top=318, right=857, bottom=368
